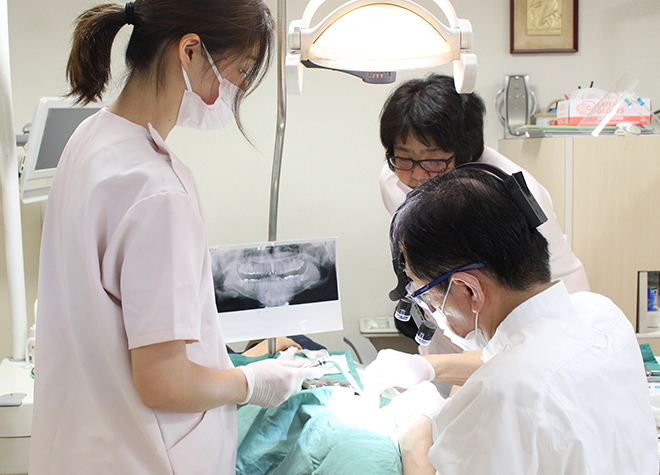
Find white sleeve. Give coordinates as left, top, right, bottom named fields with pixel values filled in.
left=102, top=191, right=207, bottom=349
left=379, top=163, right=409, bottom=215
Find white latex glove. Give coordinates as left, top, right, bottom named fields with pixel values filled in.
left=383, top=381, right=447, bottom=426
left=364, top=349, right=435, bottom=397
left=238, top=359, right=324, bottom=408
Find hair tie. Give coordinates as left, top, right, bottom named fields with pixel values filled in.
left=124, top=2, right=135, bottom=25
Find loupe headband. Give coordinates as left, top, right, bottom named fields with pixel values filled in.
left=455, top=162, right=548, bottom=229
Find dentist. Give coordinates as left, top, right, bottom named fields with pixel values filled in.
left=367, top=166, right=657, bottom=474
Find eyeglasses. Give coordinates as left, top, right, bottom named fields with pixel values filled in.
left=406, top=262, right=485, bottom=311
left=386, top=154, right=454, bottom=173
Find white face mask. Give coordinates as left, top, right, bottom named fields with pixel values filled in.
left=176, top=43, right=240, bottom=130
left=430, top=279, right=489, bottom=351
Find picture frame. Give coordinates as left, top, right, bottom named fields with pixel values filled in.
left=510, top=0, right=578, bottom=54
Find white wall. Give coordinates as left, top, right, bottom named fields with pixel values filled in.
left=1, top=0, right=659, bottom=356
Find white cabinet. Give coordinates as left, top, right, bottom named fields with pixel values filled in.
left=499, top=136, right=660, bottom=348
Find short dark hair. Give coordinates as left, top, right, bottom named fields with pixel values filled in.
left=379, top=74, right=486, bottom=168
left=66, top=0, right=274, bottom=136
left=391, top=167, right=551, bottom=292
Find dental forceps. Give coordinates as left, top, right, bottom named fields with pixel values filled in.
left=306, top=358, right=364, bottom=396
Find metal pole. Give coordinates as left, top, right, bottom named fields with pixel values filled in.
left=267, top=0, right=288, bottom=355
left=268, top=0, right=287, bottom=243
left=0, top=0, right=28, bottom=361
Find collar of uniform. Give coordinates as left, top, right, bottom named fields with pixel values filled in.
left=396, top=177, right=412, bottom=194
left=147, top=123, right=174, bottom=159
left=96, top=112, right=193, bottom=195
left=481, top=280, right=568, bottom=362
left=147, top=124, right=195, bottom=196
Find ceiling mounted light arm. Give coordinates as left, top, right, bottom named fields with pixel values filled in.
left=286, top=0, right=477, bottom=94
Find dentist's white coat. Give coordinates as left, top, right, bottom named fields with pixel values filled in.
left=429, top=281, right=658, bottom=474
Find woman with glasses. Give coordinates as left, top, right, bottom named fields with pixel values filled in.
left=29, top=2, right=321, bottom=474
left=377, top=74, right=589, bottom=396
left=379, top=74, right=588, bottom=294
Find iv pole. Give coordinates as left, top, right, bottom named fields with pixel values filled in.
left=266, top=0, right=288, bottom=355
left=0, top=0, right=29, bottom=361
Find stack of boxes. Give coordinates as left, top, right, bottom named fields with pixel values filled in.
left=556, top=96, right=652, bottom=126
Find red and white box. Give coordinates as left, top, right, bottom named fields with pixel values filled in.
left=556, top=98, right=652, bottom=126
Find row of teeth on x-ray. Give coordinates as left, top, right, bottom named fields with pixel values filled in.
left=238, top=273, right=310, bottom=292
left=237, top=257, right=307, bottom=279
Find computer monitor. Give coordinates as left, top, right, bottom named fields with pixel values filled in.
left=18, top=97, right=101, bottom=203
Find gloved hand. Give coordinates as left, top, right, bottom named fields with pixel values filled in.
left=238, top=359, right=324, bottom=408
left=364, top=349, right=435, bottom=397
left=383, top=381, right=447, bottom=425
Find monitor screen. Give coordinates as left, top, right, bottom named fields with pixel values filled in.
left=33, top=108, right=98, bottom=171
left=19, top=97, right=100, bottom=203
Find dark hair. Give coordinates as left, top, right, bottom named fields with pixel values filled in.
left=390, top=167, right=551, bottom=292
left=66, top=0, right=274, bottom=136
left=380, top=73, right=486, bottom=168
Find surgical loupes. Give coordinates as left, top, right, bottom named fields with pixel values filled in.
left=393, top=298, right=437, bottom=346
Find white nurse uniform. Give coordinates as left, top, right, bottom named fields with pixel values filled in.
left=30, top=109, right=237, bottom=475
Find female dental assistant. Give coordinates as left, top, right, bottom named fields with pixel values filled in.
left=29, top=2, right=321, bottom=474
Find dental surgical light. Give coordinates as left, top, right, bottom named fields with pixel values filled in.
left=270, top=0, right=477, bottom=242
left=285, top=0, right=477, bottom=93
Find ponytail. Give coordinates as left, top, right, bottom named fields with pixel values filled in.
left=65, top=0, right=274, bottom=135
left=66, top=4, right=127, bottom=105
